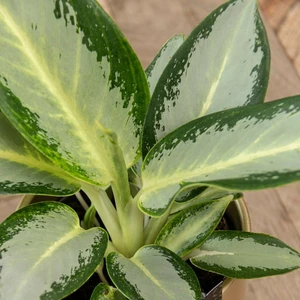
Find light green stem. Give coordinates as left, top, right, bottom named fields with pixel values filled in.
left=96, top=260, right=109, bottom=284
left=81, top=183, right=124, bottom=251
left=144, top=207, right=171, bottom=245
left=111, top=179, right=144, bottom=257
left=105, top=241, right=118, bottom=258
left=106, top=132, right=144, bottom=256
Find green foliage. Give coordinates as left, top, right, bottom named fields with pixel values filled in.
left=0, top=0, right=299, bottom=299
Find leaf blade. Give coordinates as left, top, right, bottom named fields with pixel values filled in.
left=0, top=112, right=80, bottom=195
left=90, top=283, right=127, bottom=300
left=190, top=231, right=300, bottom=278
left=0, top=201, right=108, bottom=300
left=143, top=0, right=270, bottom=153
left=139, top=97, right=300, bottom=216
left=0, top=0, right=149, bottom=186
left=107, top=245, right=201, bottom=300
left=145, top=34, right=185, bottom=96
left=156, top=196, right=233, bottom=257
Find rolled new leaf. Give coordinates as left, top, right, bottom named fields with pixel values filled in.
left=190, top=231, right=300, bottom=278
left=0, top=112, right=80, bottom=195
left=143, top=0, right=270, bottom=153
left=0, top=0, right=149, bottom=187
left=156, top=195, right=233, bottom=257
left=107, top=245, right=202, bottom=300
left=90, top=283, right=127, bottom=300
left=139, top=96, right=300, bottom=216
left=0, top=202, right=108, bottom=299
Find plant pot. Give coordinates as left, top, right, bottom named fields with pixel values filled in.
left=18, top=195, right=250, bottom=300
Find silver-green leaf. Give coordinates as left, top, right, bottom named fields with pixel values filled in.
left=143, top=0, right=270, bottom=153
left=146, top=35, right=185, bottom=96
left=139, top=96, right=300, bottom=216
left=0, top=201, right=108, bottom=299
left=156, top=195, right=233, bottom=257
left=0, top=112, right=80, bottom=196
left=0, top=0, right=149, bottom=187
left=190, top=231, right=300, bottom=278
left=107, top=245, right=201, bottom=300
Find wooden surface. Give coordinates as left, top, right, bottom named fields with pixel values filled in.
left=261, top=0, right=300, bottom=77
left=1, top=0, right=300, bottom=299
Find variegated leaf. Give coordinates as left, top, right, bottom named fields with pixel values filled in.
left=156, top=196, right=233, bottom=257
left=190, top=231, right=300, bottom=278
left=143, top=0, right=270, bottom=153
left=107, top=245, right=201, bottom=300
left=0, top=112, right=80, bottom=195
left=0, top=201, right=108, bottom=299
left=139, top=97, right=300, bottom=216
left=171, top=188, right=241, bottom=214
left=0, top=0, right=149, bottom=187
left=173, top=185, right=207, bottom=203
left=90, top=283, right=127, bottom=300
left=146, top=34, right=185, bottom=96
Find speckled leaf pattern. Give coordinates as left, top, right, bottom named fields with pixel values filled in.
left=0, top=202, right=108, bottom=300
left=0, top=0, right=149, bottom=187
left=190, top=231, right=300, bottom=278
left=139, top=97, right=300, bottom=216
left=155, top=196, right=233, bottom=257
left=90, top=283, right=127, bottom=300
left=0, top=112, right=80, bottom=195
left=145, top=35, right=185, bottom=96
left=170, top=188, right=238, bottom=214
left=107, top=245, right=202, bottom=300
left=143, top=0, right=270, bottom=153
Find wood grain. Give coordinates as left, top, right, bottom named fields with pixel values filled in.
left=277, top=1, right=300, bottom=77
left=259, top=0, right=296, bottom=29
left=1, top=0, right=300, bottom=299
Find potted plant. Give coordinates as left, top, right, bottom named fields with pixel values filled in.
left=0, top=0, right=300, bottom=299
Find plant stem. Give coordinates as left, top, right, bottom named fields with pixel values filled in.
left=143, top=207, right=171, bottom=245
left=105, top=241, right=118, bottom=257
left=111, top=178, right=144, bottom=257
left=75, top=191, right=89, bottom=211
left=96, top=260, right=109, bottom=284
left=105, top=132, right=144, bottom=256
left=81, top=183, right=124, bottom=251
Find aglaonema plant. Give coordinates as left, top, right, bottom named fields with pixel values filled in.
left=0, top=0, right=300, bottom=299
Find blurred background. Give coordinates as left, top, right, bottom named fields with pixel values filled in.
left=1, top=0, right=300, bottom=299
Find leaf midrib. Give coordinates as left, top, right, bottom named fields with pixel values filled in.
left=143, top=140, right=300, bottom=193
left=13, top=225, right=82, bottom=298
left=162, top=197, right=231, bottom=254
left=0, top=150, right=74, bottom=180
left=198, top=0, right=255, bottom=117
left=131, top=256, right=176, bottom=299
